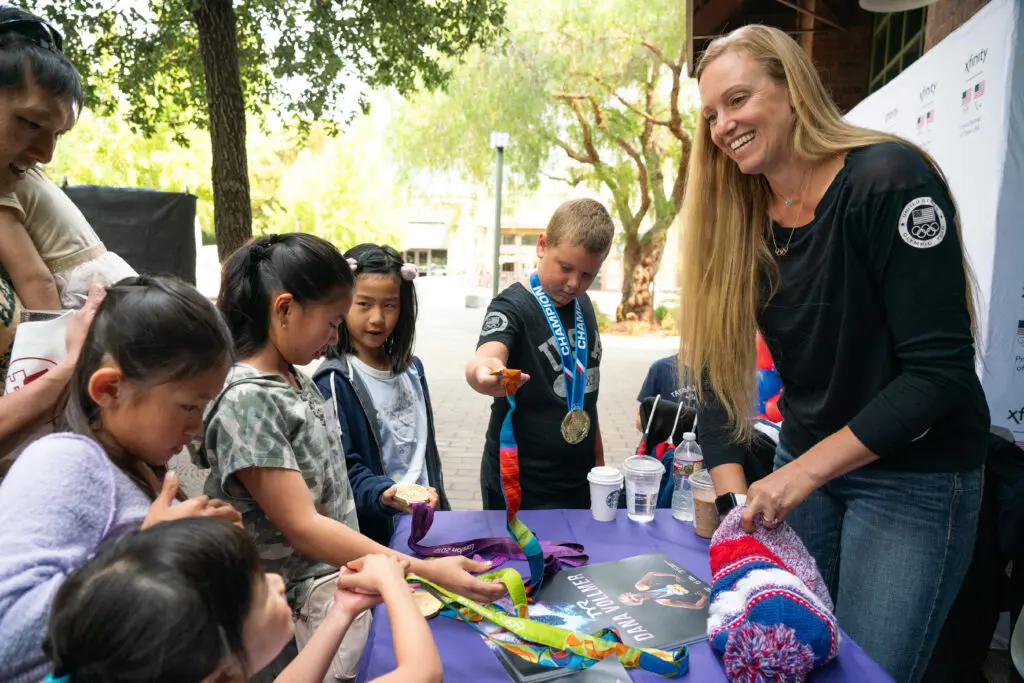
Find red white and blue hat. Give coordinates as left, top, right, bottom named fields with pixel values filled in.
left=707, top=505, right=841, bottom=682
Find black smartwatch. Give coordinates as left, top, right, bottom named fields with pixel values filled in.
left=715, top=492, right=747, bottom=517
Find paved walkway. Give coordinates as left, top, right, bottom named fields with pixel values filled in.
left=171, top=291, right=679, bottom=509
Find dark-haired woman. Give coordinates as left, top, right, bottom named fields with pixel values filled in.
left=0, top=6, right=86, bottom=452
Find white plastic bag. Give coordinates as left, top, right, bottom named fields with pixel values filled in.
left=4, top=311, right=70, bottom=394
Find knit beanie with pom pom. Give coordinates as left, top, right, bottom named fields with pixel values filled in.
left=707, top=505, right=841, bottom=682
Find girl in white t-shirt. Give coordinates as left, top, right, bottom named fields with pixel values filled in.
left=314, top=243, right=450, bottom=546
left=0, top=169, right=135, bottom=309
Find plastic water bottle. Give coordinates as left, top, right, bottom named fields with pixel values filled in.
left=671, top=432, right=704, bottom=522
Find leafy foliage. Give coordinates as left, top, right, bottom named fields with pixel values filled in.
left=47, top=110, right=403, bottom=249
left=32, top=0, right=507, bottom=137
left=28, top=0, right=506, bottom=253
left=392, top=0, right=698, bottom=321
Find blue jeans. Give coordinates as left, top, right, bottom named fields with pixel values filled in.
left=775, top=445, right=981, bottom=683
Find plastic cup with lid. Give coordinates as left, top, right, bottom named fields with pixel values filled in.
left=588, top=465, right=623, bottom=522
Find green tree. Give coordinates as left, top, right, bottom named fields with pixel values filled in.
left=45, top=108, right=215, bottom=234
left=260, top=117, right=403, bottom=247
left=393, top=0, right=697, bottom=323
left=48, top=109, right=405, bottom=249
left=31, top=0, right=505, bottom=260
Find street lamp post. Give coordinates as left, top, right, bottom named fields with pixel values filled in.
left=490, top=131, right=509, bottom=298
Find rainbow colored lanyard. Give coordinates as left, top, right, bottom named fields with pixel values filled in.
left=413, top=567, right=689, bottom=677
left=497, top=374, right=548, bottom=593
left=405, top=370, right=688, bottom=677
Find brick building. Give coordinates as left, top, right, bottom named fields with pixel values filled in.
left=691, top=0, right=992, bottom=111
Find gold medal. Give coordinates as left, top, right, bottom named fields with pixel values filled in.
left=560, top=408, right=591, bottom=445
left=412, top=590, right=442, bottom=619
left=394, top=484, right=431, bottom=508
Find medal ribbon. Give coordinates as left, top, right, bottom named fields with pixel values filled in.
left=498, top=370, right=548, bottom=593
left=412, top=567, right=689, bottom=678
left=407, top=502, right=588, bottom=574
left=528, top=271, right=587, bottom=417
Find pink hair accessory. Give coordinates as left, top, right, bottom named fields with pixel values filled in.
left=346, top=257, right=358, bottom=272
left=400, top=263, right=418, bottom=281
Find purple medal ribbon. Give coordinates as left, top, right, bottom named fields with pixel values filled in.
left=408, top=503, right=588, bottom=575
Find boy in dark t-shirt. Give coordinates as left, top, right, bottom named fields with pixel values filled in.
left=466, top=198, right=615, bottom=510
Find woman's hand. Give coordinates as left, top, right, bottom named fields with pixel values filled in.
left=142, top=472, right=243, bottom=529
left=414, top=556, right=507, bottom=603
left=64, top=284, right=105, bottom=364
left=741, top=427, right=879, bottom=533
left=740, top=458, right=823, bottom=533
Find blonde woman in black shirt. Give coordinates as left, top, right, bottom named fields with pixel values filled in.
left=678, top=25, right=989, bottom=683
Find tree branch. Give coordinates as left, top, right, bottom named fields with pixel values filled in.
left=540, top=169, right=588, bottom=187
left=554, top=89, right=651, bottom=230
left=547, top=135, right=595, bottom=164
left=640, top=40, right=669, bottom=67
left=588, top=73, right=672, bottom=127
left=551, top=91, right=602, bottom=163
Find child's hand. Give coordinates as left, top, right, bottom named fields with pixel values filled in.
left=337, top=554, right=410, bottom=597
left=474, top=359, right=530, bottom=398
left=142, top=472, right=243, bottom=529
left=416, top=556, right=507, bottom=603
left=332, top=567, right=385, bottom=617
left=381, top=485, right=440, bottom=513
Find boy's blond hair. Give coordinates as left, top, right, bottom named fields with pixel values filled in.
left=545, top=198, right=615, bottom=255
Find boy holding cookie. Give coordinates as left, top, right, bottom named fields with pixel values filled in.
left=466, top=198, right=615, bottom=510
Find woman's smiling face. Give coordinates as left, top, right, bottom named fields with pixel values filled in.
left=699, top=49, right=795, bottom=176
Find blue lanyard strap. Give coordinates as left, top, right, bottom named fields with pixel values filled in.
left=527, top=272, right=588, bottom=412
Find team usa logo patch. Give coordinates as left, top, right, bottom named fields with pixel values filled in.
left=898, top=197, right=946, bottom=249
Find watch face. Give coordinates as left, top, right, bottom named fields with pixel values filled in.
left=715, top=493, right=737, bottom=517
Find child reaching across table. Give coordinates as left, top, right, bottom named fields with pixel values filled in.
left=314, top=243, right=450, bottom=546
left=0, top=275, right=240, bottom=681
left=43, top=517, right=443, bottom=683
left=465, top=198, right=615, bottom=510
left=197, top=233, right=504, bottom=681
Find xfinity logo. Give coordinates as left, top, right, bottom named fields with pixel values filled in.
left=965, top=48, right=988, bottom=73
left=919, top=83, right=937, bottom=101
left=885, top=108, right=898, bottom=122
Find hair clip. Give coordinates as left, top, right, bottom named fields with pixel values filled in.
left=399, top=263, right=418, bottom=281
left=346, top=257, right=358, bottom=273
left=43, top=674, right=70, bottom=683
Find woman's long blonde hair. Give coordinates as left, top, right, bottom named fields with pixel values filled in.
left=678, top=24, right=979, bottom=444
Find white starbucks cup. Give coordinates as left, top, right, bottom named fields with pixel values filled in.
left=588, top=466, right=623, bottom=522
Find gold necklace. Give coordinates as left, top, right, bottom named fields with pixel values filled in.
left=771, top=226, right=796, bottom=256
left=770, top=167, right=815, bottom=257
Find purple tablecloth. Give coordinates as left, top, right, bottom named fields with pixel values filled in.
left=356, top=509, right=894, bottom=682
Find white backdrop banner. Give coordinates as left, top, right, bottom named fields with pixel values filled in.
left=846, top=0, right=1024, bottom=445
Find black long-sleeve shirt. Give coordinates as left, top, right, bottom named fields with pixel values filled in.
left=700, top=142, right=989, bottom=473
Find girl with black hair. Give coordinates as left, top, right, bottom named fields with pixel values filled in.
left=313, top=243, right=450, bottom=545
left=0, top=275, right=241, bottom=681
left=43, top=517, right=442, bottom=683
left=196, top=233, right=503, bottom=682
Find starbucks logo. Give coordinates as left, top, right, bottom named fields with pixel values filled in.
left=605, top=489, right=620, bottom=508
